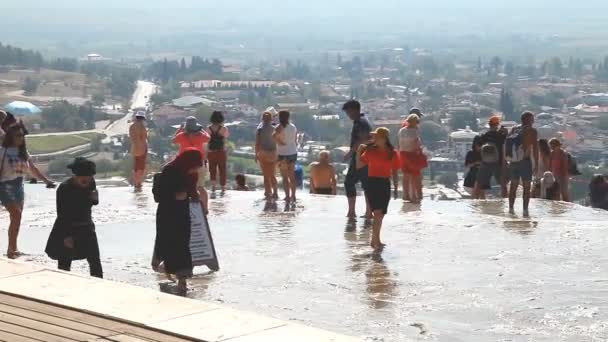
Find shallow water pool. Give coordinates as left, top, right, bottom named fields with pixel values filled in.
left=1, top=184, right=607, bottom=341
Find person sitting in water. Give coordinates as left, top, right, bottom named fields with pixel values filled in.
left=309, top=150, right=337, bottom=195
left=45, top=157, right=102, bottom=278
left=589, top=175, right=608, bottom=210
left=540, top=171, right=560, bottom=201
left=235, top=174, right=249, bottom=191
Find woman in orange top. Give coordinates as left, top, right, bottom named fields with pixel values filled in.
left=549, top=138, right=570, bottom=202
left=356, top=127, right=400, bottom=251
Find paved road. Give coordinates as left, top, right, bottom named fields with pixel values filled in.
left=29, top=80, right=157, bottom=139
left=105, top=80, right=158, bottom=137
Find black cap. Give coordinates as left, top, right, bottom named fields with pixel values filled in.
left=67, top=157, right=96, bottom=176
left=409, top=107, right=423, bottom=117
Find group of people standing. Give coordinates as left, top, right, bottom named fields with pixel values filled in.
left=1, top=100, right=596, bottom=291
left=464, top=111, right=574, bottom=216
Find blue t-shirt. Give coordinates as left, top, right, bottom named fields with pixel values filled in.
left=350, top=114, right=372, bottom=149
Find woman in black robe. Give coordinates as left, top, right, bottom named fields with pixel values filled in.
left=152, top=148, right=202, bottom=293
left=45, top=157, right=102, bottom=278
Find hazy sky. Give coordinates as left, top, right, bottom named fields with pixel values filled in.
left=3, top=0, right=607, bottom=58
left=4, top=0, right=607, bottom=36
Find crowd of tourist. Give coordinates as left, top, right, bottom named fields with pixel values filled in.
left=3, top=99, right=608, bottom=294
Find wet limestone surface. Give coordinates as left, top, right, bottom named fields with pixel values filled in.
left=1, top=184, right=607, bottom=341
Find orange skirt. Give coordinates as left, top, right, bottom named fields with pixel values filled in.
left=400, top=151, right=428, bottom=176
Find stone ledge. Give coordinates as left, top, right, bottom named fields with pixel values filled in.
left=0, top=258, right=362, bottom=342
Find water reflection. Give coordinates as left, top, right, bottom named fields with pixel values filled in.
left=133, top=190, right=149, bottom=209
left=262, top=199, right=278, bottom=213
left=365, top=254, right=398, bottom=310
left=401, top=202, right=422, bottom=214
left=502, top=219, right=539, bottom=236
left=257, top=200, right=298, bottom=243
left=470, top=200, right=505, bottom=217
left=547, top=201, right=571, bottom=217
left=209, top=194, right=228, bottom=217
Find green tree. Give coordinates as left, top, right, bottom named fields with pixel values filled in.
left=22, top=77, right=39, bottom=95
left=504, top=61, right=515, bottom=77
left=92, top=93, right=105, bottom=107
left=490, top=56, right=503, bottom=72
left=548, top=57, right=563, bottom=77
left=598, top=116, right=608, bottom=130
left=419, top=121, right=446, bottom=147
left=450, top=111, right=477, bottom=131
left=499, top=89, right=515, bottom=121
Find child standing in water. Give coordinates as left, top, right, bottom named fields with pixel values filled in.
left=356, top=127, right=400, bottom=251
left=45, top=158, right=102, bottom=278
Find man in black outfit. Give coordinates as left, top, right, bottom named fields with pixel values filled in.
left=475, top=116, right=508, bottom=199
left=343, top=100, right=372, bottom=219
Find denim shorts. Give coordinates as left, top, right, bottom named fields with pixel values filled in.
left=0, top=177, right=24, bottom=207
left=278, top=154, right=297, bottom=163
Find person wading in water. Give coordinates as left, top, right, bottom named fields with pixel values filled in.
left=152, top=148, right=203, bottom=294
left=356, top=127, right=400, bottom=251
left=45, top=158, right=102, bottom=278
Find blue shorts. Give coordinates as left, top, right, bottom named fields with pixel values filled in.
left=509, top=159, right=533, bottom=182
left=0, top=177, right=24, bottom=207
left=278, top=154, right=297, bottom=163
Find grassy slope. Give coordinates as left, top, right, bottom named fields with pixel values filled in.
left=28, top=132, right=103, bottom=154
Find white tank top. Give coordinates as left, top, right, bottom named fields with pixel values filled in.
left=277, top=123, right=298, bottom=156
left=398, top=127, right=421, bottom=152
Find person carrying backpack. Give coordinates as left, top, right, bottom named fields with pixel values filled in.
left=474, top=116, right=508, bottom=199
left=506, top=112, right=539, bottom=217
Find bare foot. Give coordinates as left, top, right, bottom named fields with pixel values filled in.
left=371, top=242, right=386, bottom=251
left=177, top=282, right=187, bottom=295
left=6, top=250, right=21, bottom=259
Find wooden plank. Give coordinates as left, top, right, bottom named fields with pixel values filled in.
left=0, top=303, right=115, bottom=338
left=0, top=293, right=125, bottom=331
left=0, top=321, right=73, bottom=342
left=0, top=329, right=43, bottom=342
left=92, top=334, right=155, bottom=342
left=0, top=311, right=96, bottom=341
left=0, top=293, right=196, bottom=342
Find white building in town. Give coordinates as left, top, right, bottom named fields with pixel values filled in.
left=449, top=126, right=478, bottom=160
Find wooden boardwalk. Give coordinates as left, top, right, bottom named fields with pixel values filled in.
left=0, top=292, right=198, bottom=342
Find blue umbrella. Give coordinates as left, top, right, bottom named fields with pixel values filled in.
left=4, top=101, right=42, bottom=115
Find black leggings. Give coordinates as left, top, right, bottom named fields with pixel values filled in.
left=58, top=255, right=103, bottom=278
